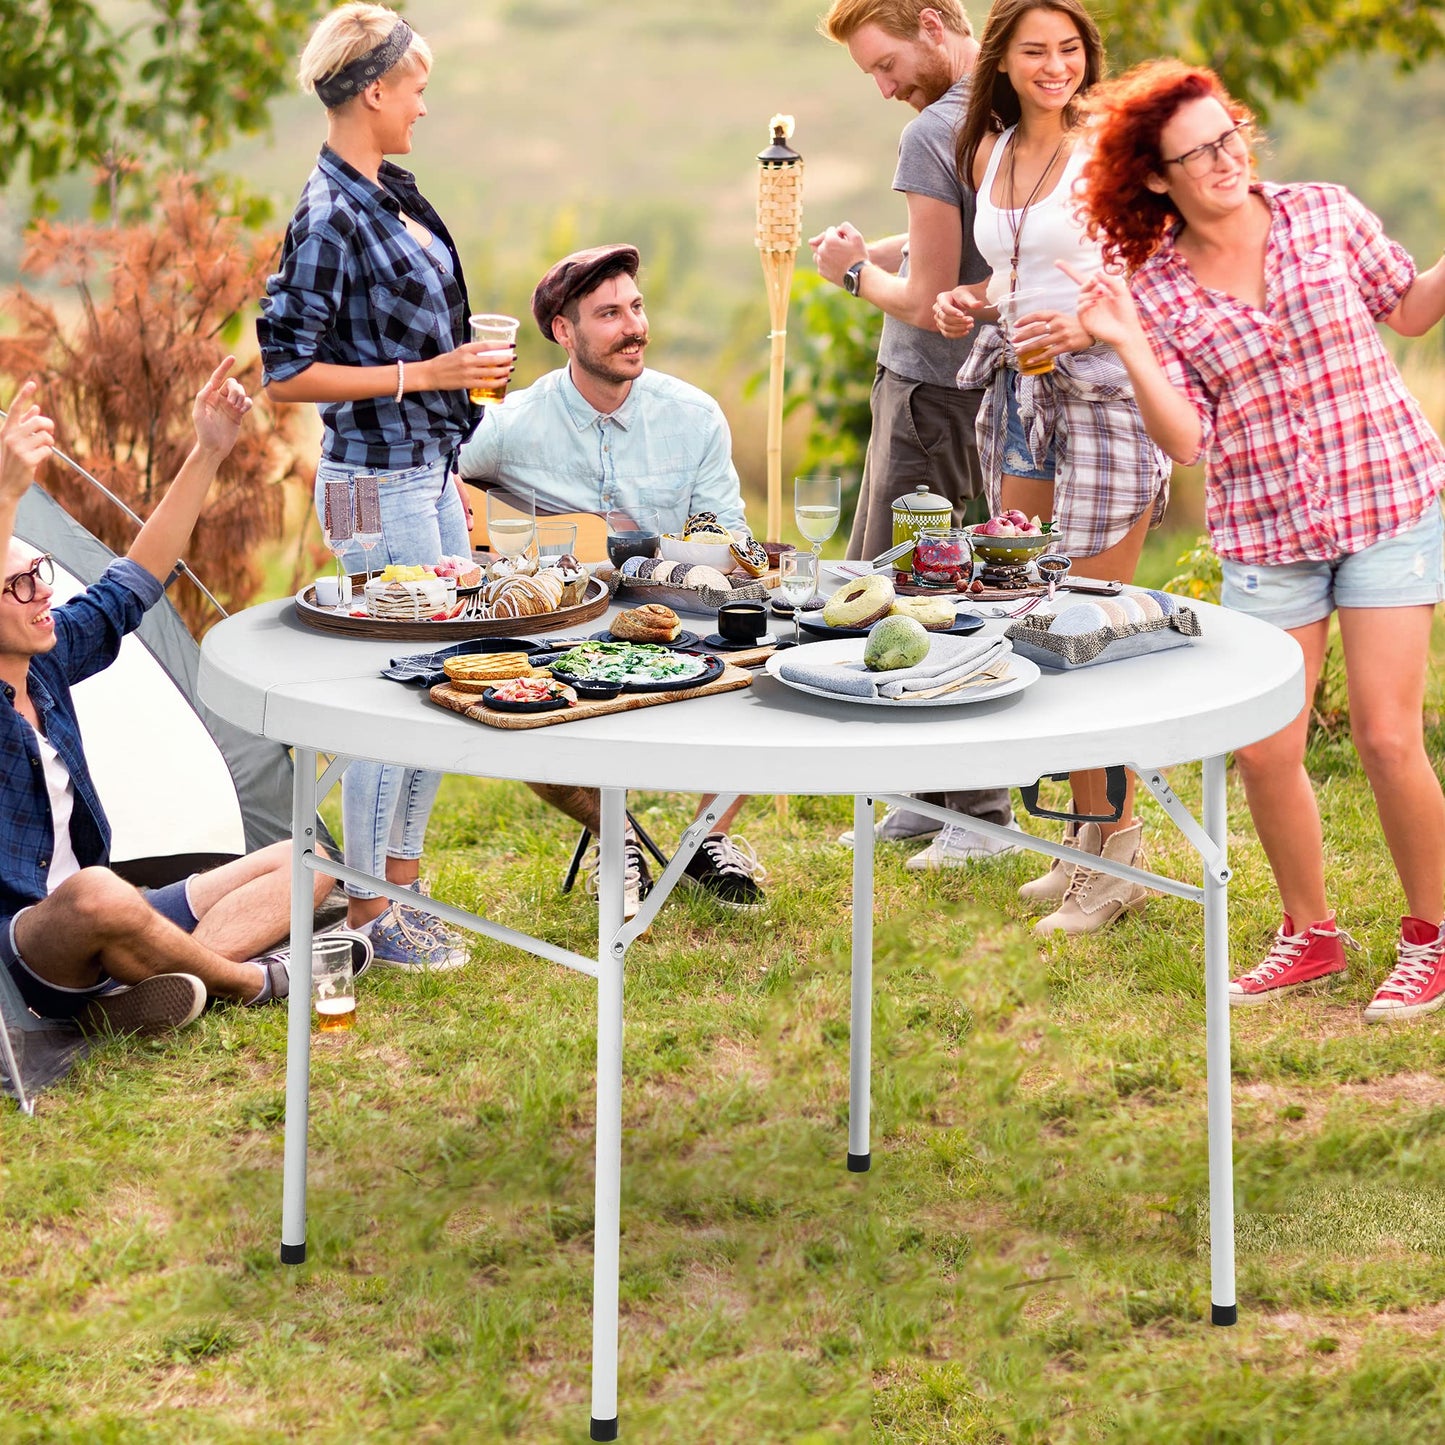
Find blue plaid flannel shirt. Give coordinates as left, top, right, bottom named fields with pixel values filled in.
left=257, top=146, right=477, bottom=472
left=0, top=560, right=161, bottom=920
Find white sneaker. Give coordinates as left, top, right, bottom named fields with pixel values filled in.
left=839, top=805, right=943, bottom=847
left=905, top=820, right=1025, bottom=870
left=583, top=835, right=653, bottom=922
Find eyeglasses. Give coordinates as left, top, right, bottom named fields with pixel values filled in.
left=1163, top=123, right=1252, bottom=179
left=2, top=554, right=54, bottom=603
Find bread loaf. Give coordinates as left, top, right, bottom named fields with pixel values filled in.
left=613, top=603, right=682, bottom=643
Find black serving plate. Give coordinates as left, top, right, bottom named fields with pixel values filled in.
left=479, top=684, right=574, bottom=714
left=798, top=612, right=985, bottom=641
left=548, top=650, right=724, bottom=694
left=590, top=627, right=700, bottom=649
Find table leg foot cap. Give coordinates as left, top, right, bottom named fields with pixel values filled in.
left=590, top=1418, right=619, bottom=1441
left=1211, top=1303, right=1237, bottom=1327
left=280, top=1242, right=307, bottom=1265
left=846, top=1151, right=871, bottom=1173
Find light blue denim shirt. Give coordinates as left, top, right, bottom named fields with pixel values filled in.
left=457, top=365, right=750, bottom=537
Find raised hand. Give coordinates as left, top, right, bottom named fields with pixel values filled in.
left=192, top=356, right=253, bottom=459
left=1058, top=260, right=1145, bottom=352
left=423, top=342, right=516, bottom=393
left=810, top=222, right=868, bottom=287
left=932, top=284, right=990, bottom=339
left=0, top=382, right=56, bottom=500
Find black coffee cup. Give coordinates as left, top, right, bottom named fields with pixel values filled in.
left=717, top=600, right=768, bottom=644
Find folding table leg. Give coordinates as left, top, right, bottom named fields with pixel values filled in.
left=281, top=748, right=318, bottom=1264
left=590, top=785, right=625, bottom=1441
left=848, top=795, right=874, bottom=1173
left=1202, top=754, right=1237, bottom=1324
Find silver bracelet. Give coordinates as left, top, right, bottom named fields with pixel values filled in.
left=394, top=358, right=405, bottom=403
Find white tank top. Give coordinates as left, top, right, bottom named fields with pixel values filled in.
left=974, top=127, right=1104, bottom=313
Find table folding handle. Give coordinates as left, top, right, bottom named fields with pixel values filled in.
left=1018, top=766, right=1127, bottom=824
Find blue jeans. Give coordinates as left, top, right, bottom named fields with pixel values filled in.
left=315, top=458, right=470, bottom=897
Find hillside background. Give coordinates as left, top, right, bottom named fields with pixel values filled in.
left=8, top=0, right=1445, bottom=535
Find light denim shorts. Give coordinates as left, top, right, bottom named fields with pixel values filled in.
left=1000, top=370, right=1056, bottom=483
left=1220, top=502, right=1445, bottom=630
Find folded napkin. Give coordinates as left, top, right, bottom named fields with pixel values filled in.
left=778, top=633, right=1013, bottom=700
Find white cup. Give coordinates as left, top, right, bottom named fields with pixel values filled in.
left=314, top=575, right=351, bottom=608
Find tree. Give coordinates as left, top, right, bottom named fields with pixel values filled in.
left=1097, top=0, right=1445, bottom=116
left=0, top=0, right=317, bottom=204
left=0, top=179, right=311, bottom=634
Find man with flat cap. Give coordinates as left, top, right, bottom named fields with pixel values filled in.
left=460, top=245, right=766, bottom=918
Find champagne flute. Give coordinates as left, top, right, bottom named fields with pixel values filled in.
left=774, top=551, right=818, bottom=650
left=485, top=489, right=536, bottom=562
left=794, top=475, right=841, bottom=571
left=352, top=472, right=383, bottom=580
left=320, top=477, right=354, bottom=606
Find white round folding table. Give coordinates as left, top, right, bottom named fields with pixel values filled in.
left=199, top=595, right=1303, bottom=1441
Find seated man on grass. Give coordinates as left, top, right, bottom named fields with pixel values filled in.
left=460, top=244, right=767, bottom=918
left=0, top=364, right=367, bottom=1039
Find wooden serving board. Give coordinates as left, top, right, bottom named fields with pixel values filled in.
left=428, top=665, right=753, bottom=730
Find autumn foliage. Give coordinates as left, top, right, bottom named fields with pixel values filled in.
left=0, top=176, right=314, bottom=635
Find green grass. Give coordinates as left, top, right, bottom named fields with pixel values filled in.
left=7, top=666, right=1445, bottom=1440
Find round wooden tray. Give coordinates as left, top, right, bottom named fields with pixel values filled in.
left=294, top=573, right=611, bottom=641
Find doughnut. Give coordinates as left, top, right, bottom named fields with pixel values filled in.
left=822, top=572, right=895, bottom=629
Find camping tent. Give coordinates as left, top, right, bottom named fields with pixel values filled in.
left=2, top=484, right=321, bottom=1111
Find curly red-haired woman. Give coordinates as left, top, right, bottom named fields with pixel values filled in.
left=1073, top=59, right=1445, bottom=1022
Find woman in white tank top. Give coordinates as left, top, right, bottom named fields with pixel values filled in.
left=934, top=0, right=1170, bottom=936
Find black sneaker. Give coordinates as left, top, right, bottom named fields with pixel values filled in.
left=78, top=973, right=207, bottom=1037
left=682, top=833, right=767, bottom=911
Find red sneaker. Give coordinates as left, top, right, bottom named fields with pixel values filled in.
left=1364, top=916, right=1445, bottom=1023
left=1228, top=915, right=1350, bottom=1007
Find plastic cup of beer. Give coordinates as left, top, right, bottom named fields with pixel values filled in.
left=312, top=935, right=355, bottom=1033
left=999, top=289, right=1056, bottom=377
left=468, top=313, right=520, bottom=405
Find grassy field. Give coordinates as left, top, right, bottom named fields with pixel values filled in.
left=5, top=617, right=1445, bottom=1442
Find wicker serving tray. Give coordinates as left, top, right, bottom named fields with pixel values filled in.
left=294, top=573, right=610, bottom=642
left=1005, top=607, right=1201, bottom=670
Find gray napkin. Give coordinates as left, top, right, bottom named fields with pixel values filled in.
left=778, top=633, right=1013, bottom=700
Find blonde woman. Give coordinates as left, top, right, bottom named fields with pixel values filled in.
left=258, top=4, right=513, bottom=970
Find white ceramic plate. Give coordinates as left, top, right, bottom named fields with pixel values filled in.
left=764, top=639, right=1040, bottom=707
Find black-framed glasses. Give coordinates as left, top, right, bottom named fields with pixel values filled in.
left=2, top=553, right=54, bottom=603
left=1163, top=123, right=1252, bottom=179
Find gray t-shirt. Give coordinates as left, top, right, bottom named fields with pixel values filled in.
left=877, top=77, right=989, bottom=390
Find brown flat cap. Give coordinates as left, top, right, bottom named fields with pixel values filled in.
left=531, top=244, right=641, bottom=343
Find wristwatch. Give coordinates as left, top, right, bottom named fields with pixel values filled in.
left=843, top=260, right=867, bottom=298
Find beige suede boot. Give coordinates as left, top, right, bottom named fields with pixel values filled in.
left=1018, top=821, right=1079, bottom=905
left=1033, top=821, right=1149, bottom=937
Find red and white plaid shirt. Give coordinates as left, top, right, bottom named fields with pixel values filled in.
left=1132, top=182, right=1445, bottom=565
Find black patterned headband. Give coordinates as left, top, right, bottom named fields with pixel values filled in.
left=314, top=20, right=414, bottom=108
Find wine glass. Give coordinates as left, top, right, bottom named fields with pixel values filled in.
left=320, top=477, right=354, bottom=606
left=794, top=475, right=841, bottom=571
left=774, top=551, right=818, bottom=650
left=352, top=472, right=383, bottom=580
left=485, top=489, right=536, bottom=563
left=605, top=507, right=661, bottom=569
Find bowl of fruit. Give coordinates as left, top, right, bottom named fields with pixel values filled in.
left=965, top=510, right=1054, bottom=564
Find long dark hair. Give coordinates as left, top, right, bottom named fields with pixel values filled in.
left=954, top=0, right=1106, bottom=184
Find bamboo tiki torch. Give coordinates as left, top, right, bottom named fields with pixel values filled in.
left=756, top=115, right=803, bottom=545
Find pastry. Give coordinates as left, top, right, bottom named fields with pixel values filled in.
left=728, top=536, right=769, bottom=578
left=485, top=571, right=565, bottom=619
left=890, top=595, right=956, bottom=631
left=547, top=553, right=590, bottom=606
left=821, top=572, right=895, bottom=628
left=683, top=564, right=732, bottom=592
left=613, top=603, right=682, bottom=644
left=443, top=652, right=537, bottom=686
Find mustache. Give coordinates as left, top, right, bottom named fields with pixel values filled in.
left=611, top=334, right=648, bottom=353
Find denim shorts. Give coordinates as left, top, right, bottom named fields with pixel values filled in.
left=2, top=877, right=199, bottom=1020
left=1220, top=502, right=1445, bottom=630
left=1001, top=370, right=1056, bottom=482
